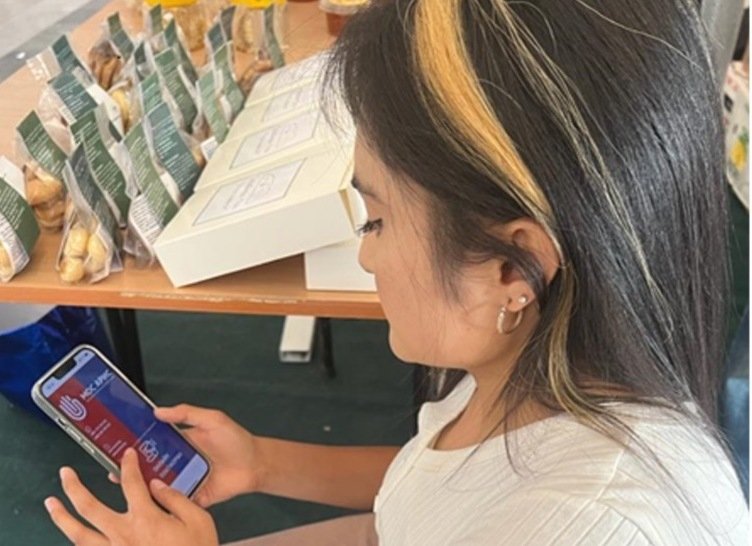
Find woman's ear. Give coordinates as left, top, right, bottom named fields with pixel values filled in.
left=505, top=218, right=560, bottom=285
left=492, top=218, right=560, bottom=311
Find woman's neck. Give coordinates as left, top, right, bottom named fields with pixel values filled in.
left=432, top=363, right=553, bottom=451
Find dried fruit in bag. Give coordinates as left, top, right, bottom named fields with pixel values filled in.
left=89, top=41, right=123, bottom=90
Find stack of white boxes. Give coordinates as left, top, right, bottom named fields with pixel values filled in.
left=154, top=53, right=376, bottom=291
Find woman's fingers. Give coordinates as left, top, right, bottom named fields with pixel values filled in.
left=149, top=479, right=209, bottom=524
left=59, top=467, right=119, bottom=536
left=107, top=472, right=120, bottom=484
left=154, top=404, right=225, bottom=428
left=120, top=448, right=153, bottom=512
left=44, top=496, right=109, bottom=546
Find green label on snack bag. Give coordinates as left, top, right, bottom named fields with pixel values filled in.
left=220, top=6, right=235, bottom=42
left=70, top=108, right=129, bottom=224
left=108, top=12, right=124, bottom=33
left=108, top=14, right=134, bottom=60
left=147, top=103, right=200, bottom=199
left=154, top=47, right=197, bottom=131
left=51, top=72, right=97, bottom=120
left=0, top=179, right=39, bottom=254
left=140, top=73, right=164, bottom=114
left=264, top=6, right=284, bottom=69
left=198, top=71, right=229, bottom=143
left=148, top=4, right=163, bottom=34
left=134, top=41, right=151, bottom=80
left=67, top=145, right=118, bottom=242
left=85, top=136, right=129, bottom=224
left=70, top=108, right=100, bottom=146
left=214, top=44, right=244, bottom=117
left=17, top=111, right=67, bottom=178
left=124, top=123, right=179, bottom=227
left=52, top=35, right=87, bottom=73
left=71, top=106, right=121, bottom=147
left=208, top=22, right=225, bottom=54
left=164, top=19, right=198, bottom=83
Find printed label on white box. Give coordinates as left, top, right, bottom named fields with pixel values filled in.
left=271, top=54, right=328, bottom=91
left=263, top=85, right=318, bottom=122
left=194, top=160, right=304, bottom=225
left=231, top=112, right=319, bottom=169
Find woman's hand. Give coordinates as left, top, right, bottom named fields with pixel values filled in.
left=109, top=404, right=262, bottom=508
left=45, top=447, right=218, bottom=546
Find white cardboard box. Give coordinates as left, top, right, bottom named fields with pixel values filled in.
left=154, top=148, right=356, bottom=287
left=304, top=237, right=376, bottom=292
left=246, top=52, right=330, bottom=107
left=195, top=109, right=353, bottom=191
left=304, top=179, right=376, bottom=292
left=227, top=82, right=320, bottom=140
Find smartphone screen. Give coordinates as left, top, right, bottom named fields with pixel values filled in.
left=38, top=347, right=209, bottom=497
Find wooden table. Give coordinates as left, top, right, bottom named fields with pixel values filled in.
left=0, top=0, right=384, bottom=387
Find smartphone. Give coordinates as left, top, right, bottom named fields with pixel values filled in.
left=31, top=344, right=211, bottom=499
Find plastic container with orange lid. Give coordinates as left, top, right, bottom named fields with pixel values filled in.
left=319, top=0, right=367, bottom=37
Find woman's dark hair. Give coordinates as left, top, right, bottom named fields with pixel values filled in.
left=325, top=0, right=729, bottom=446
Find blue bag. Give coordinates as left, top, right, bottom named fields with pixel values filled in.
left=0, top=306, right=113, bottom=421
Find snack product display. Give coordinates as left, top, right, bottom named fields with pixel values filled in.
left=0, top=156, right=41, bottom=282
left=57, top=144, right=122, bottom=284
left=233, top=6, right=255, bottom=52
left=109, top=86, right=132, bottom=132
left=0, top=244, right=11, bottom=279
left=57, top=214, right=118, bottom=284
left=23, top=163, right=66, bottom=231
left=172, top=3, right=208, bottom=51
left=89, top=41, right=123, bottom=90
left=59, top=254, right=86, bottom=283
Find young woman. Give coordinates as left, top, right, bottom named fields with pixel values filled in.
left=44, top=1, right=748, bottom=544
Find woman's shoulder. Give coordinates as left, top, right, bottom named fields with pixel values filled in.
left=501, top=403, right=748, bottom=545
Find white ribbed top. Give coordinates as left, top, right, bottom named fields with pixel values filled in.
left=374, top=376, right=748, bottom=545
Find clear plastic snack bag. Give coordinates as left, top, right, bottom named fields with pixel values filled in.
left=58, top=144, right=122, bottom=284
left=153, top=45, right=199, bottom=133
left=196, top=65, right=230, bottom=146
left=145, top=0, right=206, bottom=52
left=211, top=42, right=246, bottom=122
left=122, top=120, right=181, bottom=266
left=0, top=157, right=40, bottom=282
left=26, top=34, right=93, bottom=83
left=38, top=67, right=125, bottom=137
left=69, top=105, right=135, bottom=229
left=143, top=101, right=205, bottom=202
left=15, top=111, right=71, bottom=231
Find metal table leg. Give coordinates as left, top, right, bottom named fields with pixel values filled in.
left=105, top=309, right=146, bottom=392
left=318, top=318, right=336, bottom=378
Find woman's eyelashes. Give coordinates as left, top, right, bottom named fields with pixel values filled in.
left=356, top=218, right=383, bottom=237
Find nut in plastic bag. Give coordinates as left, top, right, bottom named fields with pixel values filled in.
left=15, top=111, right=70, bottom=231
left=59, top=144, right=122, bottom=284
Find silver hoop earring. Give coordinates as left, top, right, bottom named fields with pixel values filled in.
left=496, top=305, right=525, bottom=334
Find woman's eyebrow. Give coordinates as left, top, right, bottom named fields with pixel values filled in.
left=351, top=174, right=382, bottom=203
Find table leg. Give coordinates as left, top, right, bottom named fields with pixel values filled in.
left=105, top=309, right=146, bottom=392
left=319, top=318, right=336, bottom=378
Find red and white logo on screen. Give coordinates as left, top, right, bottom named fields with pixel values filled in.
left=59, top=395, right=87, bottom=422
